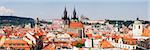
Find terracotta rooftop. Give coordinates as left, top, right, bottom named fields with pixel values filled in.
left=86, top=34, right=92, bottom=39
left=43, top=44, right=55, bottom=50
left=67, top=32, right=78, bottom=37
left=4, top=39, right=30, bottom=48
left=5, top=39, right=27, bottom=44
left=69, top=22, right=84, bottom=28
left=99, top=39, right=114, bottom=48
left=94, top=34, right=102, bottom=39
left=141, top=28, right=150, bottom=37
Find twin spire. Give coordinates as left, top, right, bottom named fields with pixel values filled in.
left=73, top=8, right=77, bottom=19
left=62, top=7, right=78, bottom=20
left=64, top=7, right=67, bottom=19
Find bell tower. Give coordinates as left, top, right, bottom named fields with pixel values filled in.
left=132, top=18, right=143, bottom=36
left=71, top=8, right=79, bottom=21
left=62, top=7, right=70, bottom=25
left=63, top=7, right=67, bottom=19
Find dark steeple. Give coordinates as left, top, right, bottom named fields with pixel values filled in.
left=73, top=8, right=77, bottom=19
left=72, top=8, right=78, bottom=21
left=64, top=7, right=67, bottom=18
left=62, top=7, right=70, bottom=25
left=36, top=17, right=40, bottom=25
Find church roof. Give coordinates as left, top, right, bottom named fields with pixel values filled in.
left=69, top=21, right=84, bottom=28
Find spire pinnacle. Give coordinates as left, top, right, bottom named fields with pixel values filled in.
left=73, top=7, right=76, bottom=18
left=64, top=7, right=67, bottom=18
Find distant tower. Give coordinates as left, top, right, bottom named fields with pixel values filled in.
left=62, top=7, right=70, bottom=25
left=36, top=18, right=40, bottom=25
left=63, top=7, right=67, bottom=19
left=132, top=18, right=143, bottom=36
left=71, top=8, right=79, bottom=21
left=114, top=21, right=119, bottom=33
left=35, top=17, right=40, bottom=28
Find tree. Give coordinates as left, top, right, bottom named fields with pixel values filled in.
left=75, top=43, right=85, bottom=48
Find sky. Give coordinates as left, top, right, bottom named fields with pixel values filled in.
left=0, top=0, right=149, bottom=21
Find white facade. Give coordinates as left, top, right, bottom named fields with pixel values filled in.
left=85, top=38, right=92, bottom=48
left=87, top=20, right=106, bottom=24
left=112, top=43, right=137, bottom=50
left=132, top=20, right=143, bottom=36
left=23, top=33, right=36, bottom=44
left=109, top=38, right=137, bottom=50
left=24, top=23, right=31, bottom=28
left=0, top=29, right=5, bottom=34
left=93, top=39, right=102, bottom=48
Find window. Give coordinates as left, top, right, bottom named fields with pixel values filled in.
left=13, top=44, right=15, bottom=46
left=133, top=46, right=135, bottom=49
left=17, top=44, right=21, bottom=46
left=126, top=46, right=128, bottom=48
left=128, top=46, right=130, bottom=49
left=9, top=44, right=12, bottom=46
left=22, top=44, right=25, bottom=46
left=136, top=41, right=138, bottom=44
left=22, top=48, right=25, bottom=50
left=94, top=32, right=96, bottom=34
left=17, top=48, right=20, bottom=50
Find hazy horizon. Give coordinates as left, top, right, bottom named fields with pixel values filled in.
left=0, top=0, right=150, bottom=21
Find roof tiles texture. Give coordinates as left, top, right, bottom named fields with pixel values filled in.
left=69, top=22, right=84, bottom=28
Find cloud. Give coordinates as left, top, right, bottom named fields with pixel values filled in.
left=0, top=6, right=15, bottom=15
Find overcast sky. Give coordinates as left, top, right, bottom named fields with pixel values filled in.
left=0, top=0, right=149, bottom=21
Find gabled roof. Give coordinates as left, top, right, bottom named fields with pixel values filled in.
left=99, top=40, right=114, bottom=48
left=43, top=44, right=55, bottom=50
left=5, top=39, right=27, bottom=44
left=4, top=39, right=30, bottom=48
left=94, top=34, right=102, bottom=39
left=67, top=32, right=78, bottom=37
left=86, top=34, right=92, bottom=39
left=141, top=28, right=150, bottom=37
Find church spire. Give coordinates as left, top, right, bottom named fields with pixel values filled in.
left=62, top=7, right=70, bottom=25
left=73, top=8, right=77, bottom=19
left=64, top=7, right=67, bottom=18
left=72, top=7, right=78, bottom=21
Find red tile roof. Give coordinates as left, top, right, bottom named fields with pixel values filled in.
left=4, top=39, right=30, bottom=48
left=99, top=40, right=114, bottom=48
left=5, top=39, right=27, bottom=44
left=141, top=28, right=150, bottom=37
left=43, top=44, right=55, bottom=50
left=69, top=22, right=84, bottom=28
left=67, top=32, right=78, bottom=38
left=86, top=34, right=92, bottom=39
left=94, top=34, right=102, bottom=39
